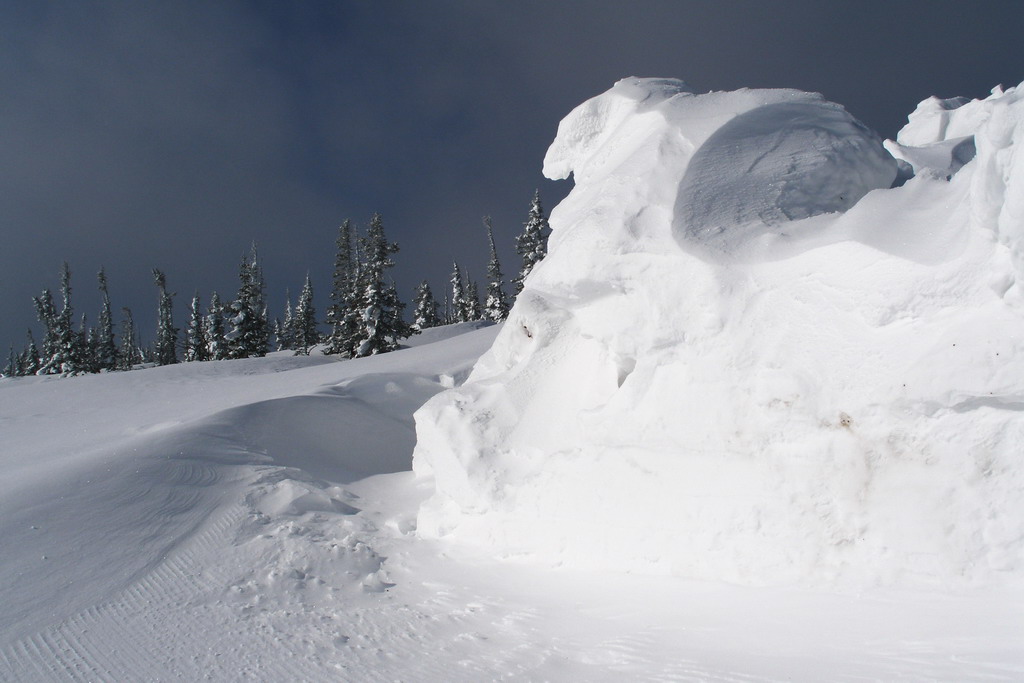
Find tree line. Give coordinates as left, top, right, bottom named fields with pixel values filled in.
left=2, top=191, right=550, bottom=378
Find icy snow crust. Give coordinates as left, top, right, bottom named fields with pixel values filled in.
left=414, top=78, right=1024, bottom=586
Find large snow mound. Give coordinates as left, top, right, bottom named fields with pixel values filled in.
left=413, top=78, right=1024, bottom=586
left=543, top=78, right=897, bottom=260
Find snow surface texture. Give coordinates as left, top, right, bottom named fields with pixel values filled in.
left=414, top=78, right=1024, bottom=587
left=2, top=323, right=1022, bottom=679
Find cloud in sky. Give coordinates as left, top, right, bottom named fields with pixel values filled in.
left=1, top=1, right=1020, bottom=352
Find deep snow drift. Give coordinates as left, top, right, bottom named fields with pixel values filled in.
left=414, top=78, right=1024, bottom=586
left=2, top=325, right=1021, bottom=679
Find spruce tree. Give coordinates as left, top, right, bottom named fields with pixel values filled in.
left=272, top=318, right=284, bottom=352
left=324, top=219, right=358, bottom=355
left=78, top=313, right=99, bottom=374
left=228, top=244, right=268, bottom=359
left=278, top=293, right=295, bottom=351
left=338, top=249, right=366, bottom=356
left=465, top=278, right=481, bottom=321
left=412, top=281, right=441, bottom=331
left=207, top=291, right=228, bottom=360
left=353, top=213, right=411, bottom=357
left=118, top=307, right=140, bottom=371
left=32, top=288, right=60, bottom=375
left=450, top=262, right=467, bottom=323
left=95, top=268, right=117, bottom=371
left=514, top=189, right=550, bottom=294
left=293, top=274, right=319, bottom=355
left=483, top=216, right=510, bottom=322
left=60, top=263, right=86, bottom=374
left=21, top=330, right=40, bottom=376
left=34, top=263, right=81, bottom=375
left=4, top=346, right=17, bottom=378
left=153, top=269, right=178, bottom=366
left=184, top=292, right=209, bottom=362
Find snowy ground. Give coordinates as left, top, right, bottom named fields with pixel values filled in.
left=1, top=322, right=1021, bottom=681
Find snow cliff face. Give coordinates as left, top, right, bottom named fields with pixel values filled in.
left=413, top=78, right=1024, bottom=586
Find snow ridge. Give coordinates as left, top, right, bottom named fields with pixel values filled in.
left=414, top=78, right=1024, bottom=586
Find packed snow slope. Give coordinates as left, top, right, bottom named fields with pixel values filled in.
left=414, top=77, right=1024, bottom=586
left=2, top=322, right=1022, bottom=680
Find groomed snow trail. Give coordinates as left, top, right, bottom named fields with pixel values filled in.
left=2, top=323, right=1022, bottom=680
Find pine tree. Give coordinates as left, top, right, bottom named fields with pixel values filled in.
left=95, top=268, right=117, bottom=371
left=21, top=330, right=40, bottom=376
left=32, top=288, right=60, bottom=375
left=228, top=244, right=268, bottom=359
left=85, top=321, right=102, bottom=374
left=34, top=263, right=81, bottom=375
left=3, top=346, right=17, bottom=378
left=118, top=307, right=140, bottom=371
left=59, top=263, right=87, bottom=374
left=153, top=269, right=178, bottom=366
left=184, top=292, right=209, bottom=362
left=450, top=262, right=467, bottom=323
left=278, top=293, right=295, bottom=351
left=514, top=189, right=550, bottom=294
left=483, top=216, right=510, bottom=322
left=465, top=278, right=481, bottom=321
left=206, top=291, right=228, bottom=360
left=293, top=273, right=319, bottom=355
left=324, top=219, right=358, bottom=355
left=353, top=213, right=411, bottom=357
left=272, top=318, right=284, bottom=352
left=78, top=313, right=99, bottom=374
left=412, top=281, right=441, bottom=331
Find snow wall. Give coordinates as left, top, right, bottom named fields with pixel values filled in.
left=413, top=78, right=1024, bottom=587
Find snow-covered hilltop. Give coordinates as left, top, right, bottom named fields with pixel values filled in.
left=414, top=78, right=1024, bottom=586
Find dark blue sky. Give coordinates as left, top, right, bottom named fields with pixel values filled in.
left=1, top=1, right=1021, bottom=354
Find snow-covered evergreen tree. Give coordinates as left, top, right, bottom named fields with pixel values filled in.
left=3, top=346, right=17, bottom=378
left=514, top=189, right=550, bottom=294
left=32, top=288, right=60, bottom=375
left=450, top=262, right=467, bottom=323
left=21, top=330, right=40, bottom=376
left=272, top=318, right=284, bottom=352
left=353, top=213, right=411, bottom=357
left=61, top=264, right=88, bottom=374
left=228, top=244, right=268, bottom=359
left=483, top=216, right=510, bottom=321
left=152, top=269, right=178, bottom=366
left=79, top=313, right=100, bottom=374
left=95, top=268, right=117, bottom=371
left=184, top=292, right=209, bottom=362
left=117, top=307, right=140, bottom=371
left=206, top=291, right=228, bottom=360
left=277, top=293, right=295, bottom=351
left=324, top=219, right=359, bottom=356
left=465, top=277, right=481, bottom=321
left=34, top=263, right=81, bottom=375
left=293, top=274, right=319, bottom=355
left=412, top=280, right=441, bottom=331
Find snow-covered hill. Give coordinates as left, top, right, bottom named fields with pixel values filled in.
left=4, top=78, right=1024, bottom=680
left=415, top=78, right=1024, bottom=587
left=1, top=321, right=1022, bottom=679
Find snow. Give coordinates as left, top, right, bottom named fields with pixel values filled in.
left=3, top=323, right=1022, bottom=680
left=414, top=77, right=1024, bottom=589
left=3, top=79, right=1024, bottom=680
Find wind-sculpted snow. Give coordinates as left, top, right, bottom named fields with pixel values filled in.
left=414, top=78, right=1024, bottom=586
left=1, top=323, right=1022, bottom=679
left=676, top=99, right=896, bottom=256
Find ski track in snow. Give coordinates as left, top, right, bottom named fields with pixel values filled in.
left=1, top=324, right=1023, bottom=681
